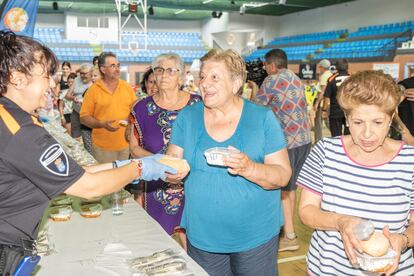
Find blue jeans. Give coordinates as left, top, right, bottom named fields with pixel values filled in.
left=187, top=235, right=279, bottom=276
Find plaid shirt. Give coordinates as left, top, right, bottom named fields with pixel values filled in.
left=255, top=68, right=311, bottom=149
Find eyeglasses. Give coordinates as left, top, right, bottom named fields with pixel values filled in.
left=153, top=67, right=180, bottom=76
left=79, top=71, right=90, bottom=76
left=103, top=63, right=121, bottom=69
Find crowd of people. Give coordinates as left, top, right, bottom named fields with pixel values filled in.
left=1, top=29, right=414, bottom=275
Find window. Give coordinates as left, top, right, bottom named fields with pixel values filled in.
left=77, top=16, right=87, bottom=27
left=88, top=18, right=99, bottom=28
left=100, top=17, right=109, bottom=28
left=76, top=16, right=109, bottom=28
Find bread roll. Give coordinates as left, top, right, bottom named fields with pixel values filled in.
left=158, top=156, right=190, bottom=173
left=50, top=215, right=71, bottom=222
left=361, top=232, right=389, bottom=257
left=119, top=120, right=128, bottom=127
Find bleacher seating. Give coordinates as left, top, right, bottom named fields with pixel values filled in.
left=268, top=30, right=347, bottom=46
left=315, top=38, right=395, bottom=59
left=244, top=44, right=323, bottom=62
left=34, top=27, right=207, bottom=63
left=348, top=21, right=414, bottom=38
left=245, top=20, right=414, bottom=63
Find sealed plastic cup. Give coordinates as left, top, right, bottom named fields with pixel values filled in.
left=354, top=220, right=375, bottom=241
left=112, top=190, right=124, bottom=216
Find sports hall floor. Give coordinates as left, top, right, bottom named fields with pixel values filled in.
left=278, top=188, right=311, bottom=275
left=278, top=125, right=331, bottom=275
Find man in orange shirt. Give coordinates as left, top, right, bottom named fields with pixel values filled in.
left=80, top=52, right=137, bottom=163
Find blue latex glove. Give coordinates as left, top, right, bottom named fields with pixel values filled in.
left=139, top=154, right=177, bottom=181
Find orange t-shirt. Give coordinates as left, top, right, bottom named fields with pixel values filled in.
left=80, top=79, right=137, bottom=151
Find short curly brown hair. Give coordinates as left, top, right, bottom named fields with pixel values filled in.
left=200, top=49, right=246, bottom=95
left=337, top=70, right=400, bottom=116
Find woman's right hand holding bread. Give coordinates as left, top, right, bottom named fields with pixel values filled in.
left=336, top=215, right=364, bottom=265
left=159, top=155, right=190, bottom=184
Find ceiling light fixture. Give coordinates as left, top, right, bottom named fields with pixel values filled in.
left=148, top=5, right=154, bottom=15
left=240, top=2, right=268, bottom=14
left=211, top=11, right=223, bottom=18
left=174, top=9, right=186, bottom=15
left=202, top=0, right=214, bottom=4
left=52, top=1, right=58, bottom=10
left=239, top=5, right=246, bottom=15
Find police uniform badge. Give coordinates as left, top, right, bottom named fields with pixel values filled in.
left=39, top=144, right=69, bottom=176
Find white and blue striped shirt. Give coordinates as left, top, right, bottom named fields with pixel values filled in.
left=298, top=137, right=414, bottom=276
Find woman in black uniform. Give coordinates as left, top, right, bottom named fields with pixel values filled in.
left=0, top=31, right=176, bottom=275
left=57, top=61, right=73, bottom=134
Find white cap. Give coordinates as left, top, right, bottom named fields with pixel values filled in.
left=318, top=59, right=331, bottom=69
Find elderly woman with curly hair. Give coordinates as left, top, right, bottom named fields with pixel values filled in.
left=129, top=53, right=201, bottom=240
left=299, top=70, right=414, bottom=276
left=166, top=49, right=291, bottom=276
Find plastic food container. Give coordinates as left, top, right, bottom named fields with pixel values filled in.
left=355, top=249, right=396, bottom=273
left=49, top=205, right=73, bottom=222
left=204, top=147, right=234, bottom=166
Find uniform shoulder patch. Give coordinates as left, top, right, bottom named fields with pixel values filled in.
left=39, top=144, right=69, bottom=176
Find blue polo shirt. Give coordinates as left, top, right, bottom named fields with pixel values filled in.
left=170, top=99, right=286, bottom=253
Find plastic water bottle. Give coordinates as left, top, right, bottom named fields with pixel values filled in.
left=354, top=220, right=374, bottom=240
left=112, top=191, right=124, bottom=216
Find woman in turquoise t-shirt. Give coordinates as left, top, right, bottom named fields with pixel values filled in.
left=167, top=49, right=291, bottom=276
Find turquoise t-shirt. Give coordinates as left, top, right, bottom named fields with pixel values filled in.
left=170, top=99, right=286, bottom=253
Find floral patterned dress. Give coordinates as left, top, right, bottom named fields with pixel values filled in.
left=130, top=94, right=201, bottom=234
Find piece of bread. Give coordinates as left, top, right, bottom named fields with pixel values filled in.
left=50, top=215, right=71, bottom=222
left=80, top=204, right=103, bottom=218
left=158, top=156, right=190, bottom=173
left=119, top=120, right=128, bottom=127
left=361, top=232, right=390, bottom=257
left=372, top=263, right=393, bottom=273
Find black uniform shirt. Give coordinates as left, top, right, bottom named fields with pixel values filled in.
left=398, top=77, right=414, bottom=136
left=0, top=97, right=85, bottom=246
left=324, top=71, right=350, bottom=119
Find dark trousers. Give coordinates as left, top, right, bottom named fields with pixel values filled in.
left=187, top=235, right=279, bottom=276
left=329, top=117, right=349, bottom=137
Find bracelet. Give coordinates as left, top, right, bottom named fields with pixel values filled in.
left=401, top=232, right=410, bottom=251
left=132, top=159, right=142, bottom=179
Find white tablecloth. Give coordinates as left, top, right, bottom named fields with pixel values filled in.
left=34, top=197, right=207, bottom=276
